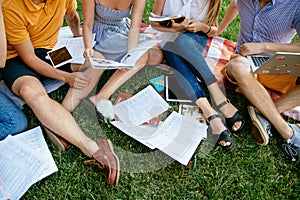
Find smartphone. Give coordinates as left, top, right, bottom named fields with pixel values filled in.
left=47, top=46, right=73, bottom=68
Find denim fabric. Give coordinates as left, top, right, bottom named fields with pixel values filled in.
left=163, top=32, right=217, bottom=102
left=0, top=91, right=27, bottom=140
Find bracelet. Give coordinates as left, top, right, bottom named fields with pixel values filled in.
left=204, top=25, right=211, bottom=34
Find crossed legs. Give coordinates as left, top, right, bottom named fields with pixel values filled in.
left=225, top=56, right=294, bottom=140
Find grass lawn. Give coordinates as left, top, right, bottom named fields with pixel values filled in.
left=22, top=0, right=300, bottom=199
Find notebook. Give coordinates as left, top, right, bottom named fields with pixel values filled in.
left=247, top=52, right=300, bottom=76
left=165, top=75, right=192, bottom=103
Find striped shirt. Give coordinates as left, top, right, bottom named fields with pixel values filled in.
left=234, top=0, right=300, bottom=53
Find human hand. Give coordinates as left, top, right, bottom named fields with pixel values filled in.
left=186, top=20, right=205, bottom=33
left=65, top=72, right=91, bottom=89
left=239, top=43, right=265, bottom=56
left=83, top=48, right=94, bottom=59
left=171, top=17, right=191, bottom=32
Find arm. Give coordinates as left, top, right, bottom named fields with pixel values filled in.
left=82, top=0, right=95, bottom=58
left=13, top=41, right=89, bottom=89
left=217, top=0, right=238, bottom=35
left=240, top=41, right=300, bottom=56
left=0, top=2, right=6, bottom=68
left=127, top=0, right=145, bottom=51
left=150, top=0, right=190, bottom=33
left=65, top=10, right=82, bottom=37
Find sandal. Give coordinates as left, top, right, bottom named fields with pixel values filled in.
left=216, top=99, right=245, bottom=133
left=207, top=114, right=235, bottom=151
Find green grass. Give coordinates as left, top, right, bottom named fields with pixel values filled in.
left=21, top=0, right=300, bottom=199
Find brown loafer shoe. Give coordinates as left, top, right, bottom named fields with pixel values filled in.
left=43, top=126, right=69, bottom=151
left=84, top=139, right=120, bottom=186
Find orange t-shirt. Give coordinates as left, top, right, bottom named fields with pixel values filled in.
left=2, top=0, right=77, bottom=59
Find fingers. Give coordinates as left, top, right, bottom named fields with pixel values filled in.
left=69, top=72, right=91, bottom=89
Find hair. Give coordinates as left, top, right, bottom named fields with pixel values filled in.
left=205, top=0, right=221, bottom=26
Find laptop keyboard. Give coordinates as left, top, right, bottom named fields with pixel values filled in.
left=252, top=56, right=270, bottom=67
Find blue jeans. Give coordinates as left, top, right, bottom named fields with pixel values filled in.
left=0, top=91, right=27, bottom=140
left=163, top=32, right=217, bottom=102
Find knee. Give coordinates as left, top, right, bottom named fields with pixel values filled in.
left=226, top=56, right=251, bottom=79
left=148, top=48, right=163, bottom=65
left=19, top=83, right=48, bottom=106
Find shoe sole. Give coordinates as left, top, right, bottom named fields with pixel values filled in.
left=43, top=126, right=69, bottom=151
left=106, top=139, right=120, bottom=186
left=247, top=106, right=269, bottom=146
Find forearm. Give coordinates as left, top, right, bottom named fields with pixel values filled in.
left=217, top=1, right=238, bottom=35
left=66, top=12, right=82, bottom=37
left=263, top=42, right=300, bottom=54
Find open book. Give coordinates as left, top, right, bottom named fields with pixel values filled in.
left=149, top=12, right=185, bottom=27
left=89, top=40, right=159, bottom=69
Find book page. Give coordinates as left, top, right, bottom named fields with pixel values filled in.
left=89, top=57, right=135, bottom=70
left=113, top=85, right=170, bottom=127
left=120, top=40, right=160, bottom=66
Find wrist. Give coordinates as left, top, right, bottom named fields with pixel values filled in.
left=204, top=25, right=211, bottom=35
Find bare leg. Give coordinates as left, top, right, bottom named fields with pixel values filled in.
left=196, top=97, right=230, bottom=146
left=275, top=85, right=300, bottom=113
left=207, top=82, right=242, bottom=131
left=226, top=56, right=293, bottom=139
left=62, top=52, right=105, bottom=112
left=12, top=76, right=99, bottom=157
left=90, top=47, right=163, bottom=103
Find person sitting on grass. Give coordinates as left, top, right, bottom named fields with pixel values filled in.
left=218, top=0, right=300, bottom=161
left=0, top=0, right=28, bottom=141
left=2, top=0, right=119, bottom=186
left=150, top=0, right=245, bottom=151
left=82, top=0, right=163, bottom=119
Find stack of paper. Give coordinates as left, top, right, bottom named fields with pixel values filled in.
left=0, top=127, right=58, bottom=199
left=111, top=86, right=208, bottom=165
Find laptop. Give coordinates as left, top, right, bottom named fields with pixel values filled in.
left=247, top=52, right=300, bottom=76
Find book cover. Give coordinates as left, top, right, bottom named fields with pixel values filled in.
left=150, top=75, right=165, bottom=93
left=149, top=13, right=185, bottom=27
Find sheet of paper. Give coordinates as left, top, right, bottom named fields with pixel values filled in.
left=148, top=112, right=208, bottom=165
left=0, top=127, right=58, bottom=200
left=113, top=85, right=170, bottom=127
left=110, top=120, right=161, bottom=149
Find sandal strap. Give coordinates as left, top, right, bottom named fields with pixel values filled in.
left=207, top=114, right=220, bottom=123
left=216, top=99, right=231, bottom=110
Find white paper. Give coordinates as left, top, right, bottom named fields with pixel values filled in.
left=148, top=112, right=207, bottom=165
left=111, top=111, right=208, bottom=166
left=113, top=85, right=170, bottom=127
left=0, top=127, right=58, bottom=200
left=110, top=121, right=160, bottom=149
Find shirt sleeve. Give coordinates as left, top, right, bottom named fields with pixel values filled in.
left=2, top=8, right=30, bottom=45
left=293, top=6, right=300, bottom=37
left=65, top=0, right=78, bottom=14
